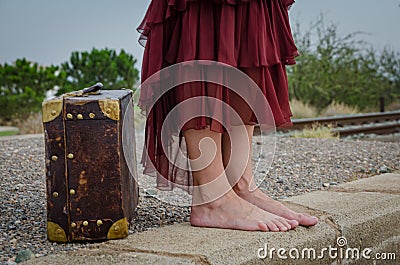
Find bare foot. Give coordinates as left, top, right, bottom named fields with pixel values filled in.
left=234, top=180, right=319, bottom=227
left=190, top=190, right=298, bottom=232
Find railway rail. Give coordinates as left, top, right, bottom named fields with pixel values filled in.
left=256, top=110, right=400, bottom=137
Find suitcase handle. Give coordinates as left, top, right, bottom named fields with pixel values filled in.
left=82, top=82, right=103, bottom=94
left=63, top=82, right=103, bottom=98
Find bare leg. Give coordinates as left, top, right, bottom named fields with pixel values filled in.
left=222, top=125, right=319, bottom=227
left=185, top=126, right=294, bottom=232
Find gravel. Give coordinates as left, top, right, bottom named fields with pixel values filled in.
left=1, top=133, right=399, bottom=263
left=254, top=135, right=399, bottom=199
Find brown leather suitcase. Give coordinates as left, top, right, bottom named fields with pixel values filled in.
left=42, top=84, right=139, bottom=242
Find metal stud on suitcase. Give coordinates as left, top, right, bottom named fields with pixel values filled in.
left=42, top=83, right=139, bottom=242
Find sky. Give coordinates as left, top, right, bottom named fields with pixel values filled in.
left=0, top=0, right=399, bottom=69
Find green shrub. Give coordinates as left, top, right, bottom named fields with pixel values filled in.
left=0, top=48, right=140, bottom=125
left=57, top=48, right=139, bottom=95
left=0, top=59, right=60, bottom=123
left=288, top=15, right=400, bottom=111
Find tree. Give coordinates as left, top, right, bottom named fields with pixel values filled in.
left=287, top=16, right=400, bottom=111
left=378, top=49, right=400, bottom=107
left=0, top=59, right=60, bottom=122
left=57, top=48, right=139, bottom=95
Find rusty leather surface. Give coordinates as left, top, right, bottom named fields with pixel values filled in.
left=119, top=94, right=139, bottom=222
left=64, top=90, right=131, bottom=121
left=63, top=100, right=107, bottom=121
left=44, top=115, right=69, bottom=238
left=65, top=118, right=121, bottom=241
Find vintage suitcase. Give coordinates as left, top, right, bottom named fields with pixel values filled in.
left=42, top=84, right=139, bottom=242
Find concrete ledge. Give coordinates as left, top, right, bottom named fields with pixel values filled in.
left=104, top=222, right=336, bottom=265
left=284, top=191, right=400, bottom=254
left=24, top=251, right=196, bottom=265
left=26, top=174, right=400, bottom=265
left=329, top=173, right=400, bottom=194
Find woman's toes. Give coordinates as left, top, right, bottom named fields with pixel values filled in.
left=258, top=222, right=269, bottom=232
left=308, top=216, right=319, bottom=225
left=299, top=214, right=319, bottom=226
left=283, top=221, right=292, bottom=231
left=288, top=219, right=299, bottom=229
left=277, top=217, right=292, bottom=229
left=275, top=220, right=289, bottom=231
left=266, top=221, right=280, bottom=232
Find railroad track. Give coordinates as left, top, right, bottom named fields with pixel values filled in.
left=256, top=110, right=400, bottom=137
left=334, top=122, right=400, bottom=137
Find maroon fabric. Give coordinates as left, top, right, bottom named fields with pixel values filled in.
left=137, top=0, right=298, bottom=191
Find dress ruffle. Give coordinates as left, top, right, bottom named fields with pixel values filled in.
left=138, top=0, right=298, bottom=70
left=137, top=0, right=298, bottom=192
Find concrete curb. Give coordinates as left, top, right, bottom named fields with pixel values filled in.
left=25, top=174, right=400, bottom=265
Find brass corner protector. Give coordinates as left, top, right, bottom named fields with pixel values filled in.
left=99, top=99, right=120, bottom=121
left=42, top=98, right=63, bottom=123
left=47, top=222, right=68, bottom=243
left=107, top=218, right=129, bottom=240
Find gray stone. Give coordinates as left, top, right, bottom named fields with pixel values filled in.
left=144, top=189, right=158, bottom=198
left=15, top=249, right=35, bottom=263
left=378, top=166, right=392, bottom=174
left=322, top=183, right=330, bottom=188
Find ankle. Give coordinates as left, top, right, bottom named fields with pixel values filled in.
left=233, top=177, right=253, bottom=195
left=192, top=189, right=236, bottom=210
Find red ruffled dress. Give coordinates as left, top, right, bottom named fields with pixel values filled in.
left=137, top=0, right=298, bottom=192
